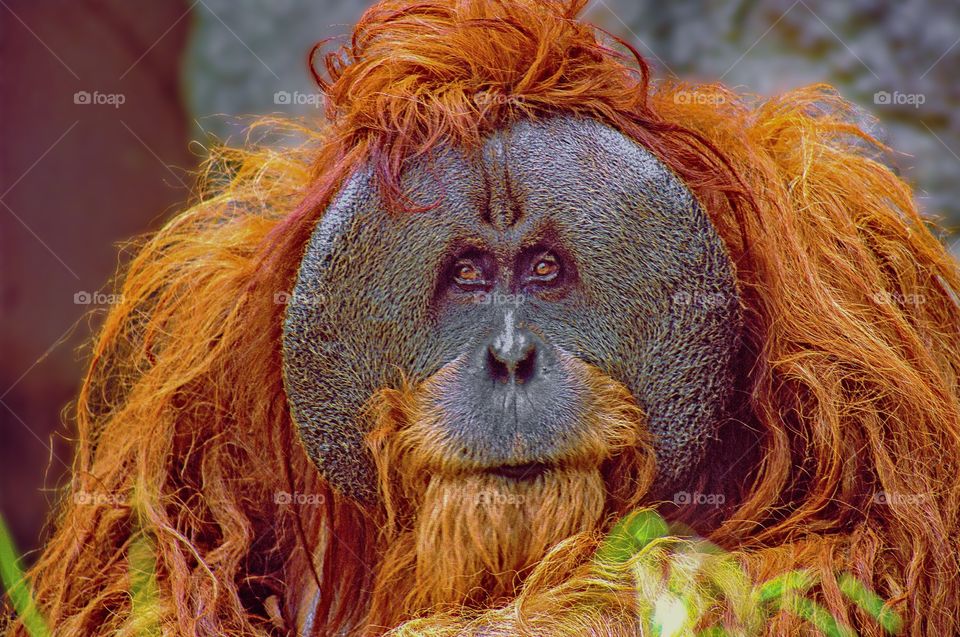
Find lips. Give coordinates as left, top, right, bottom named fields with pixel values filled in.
left=485, top=461, right=552, bottom=480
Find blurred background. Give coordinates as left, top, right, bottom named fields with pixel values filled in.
left=2, top=0, right=959, bottom=566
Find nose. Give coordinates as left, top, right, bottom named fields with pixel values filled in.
left=486, top=327, right=540, bottom=385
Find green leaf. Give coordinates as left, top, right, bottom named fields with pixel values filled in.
left=596, top=509, right=671, bottom=566
left=0, top=515, right=50, bottom=637
left=695, top=628, right=730, bottom=637
left=756, top=569, right=817, bottom=604
left=838, top=573, right=903, bottom=634
left=781, top=595, right=856, bottom=637
left=126, top=485, right=162, bottom=636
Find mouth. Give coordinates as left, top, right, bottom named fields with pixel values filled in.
left=485, top=461, right=552, bottom=481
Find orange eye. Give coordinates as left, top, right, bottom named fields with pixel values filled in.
left=532, top=254, right=559, bottom=279
left=454, top=260, right=483, bottom=284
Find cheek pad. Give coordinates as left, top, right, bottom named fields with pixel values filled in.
left=283, top=155, right=484, bottom=504
left=283, top=172, right=437, bottom=503
left=503, top=118, right=743, bottom=488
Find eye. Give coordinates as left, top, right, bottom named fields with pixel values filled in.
left=530, top=252, right=560, bottom=281
left=453, top=258, right=486, bottom=287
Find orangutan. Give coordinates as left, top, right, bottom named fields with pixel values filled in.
left=5, top=0, right=960, bottom=635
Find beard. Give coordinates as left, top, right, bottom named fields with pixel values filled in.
left=363, top=362, right=656, bottom=628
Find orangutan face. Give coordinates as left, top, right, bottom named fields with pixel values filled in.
left=283, top=115, right=741, bottom=505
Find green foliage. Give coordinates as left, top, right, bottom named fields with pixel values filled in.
left=0, top=515, right=50, bottom=637
left=596, top=509, right=903, bottom=637
left=596, top=509, right=902, bottom=637
left=1, top=488, right=163, bottom=637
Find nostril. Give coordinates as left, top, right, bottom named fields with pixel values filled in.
left=485, top=330, right=543, bottom=385
left=487, top=347, right=511, bottom=383
left=515, top=345, right=537, bottom=384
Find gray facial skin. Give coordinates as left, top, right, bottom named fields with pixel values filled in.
left=282, top=115, right=742, bottom=504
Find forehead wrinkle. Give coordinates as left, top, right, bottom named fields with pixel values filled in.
left=481, top=129, right=525, bottom=231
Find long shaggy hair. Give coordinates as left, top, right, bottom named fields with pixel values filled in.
left=6, top=0, right=960, bottom=635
